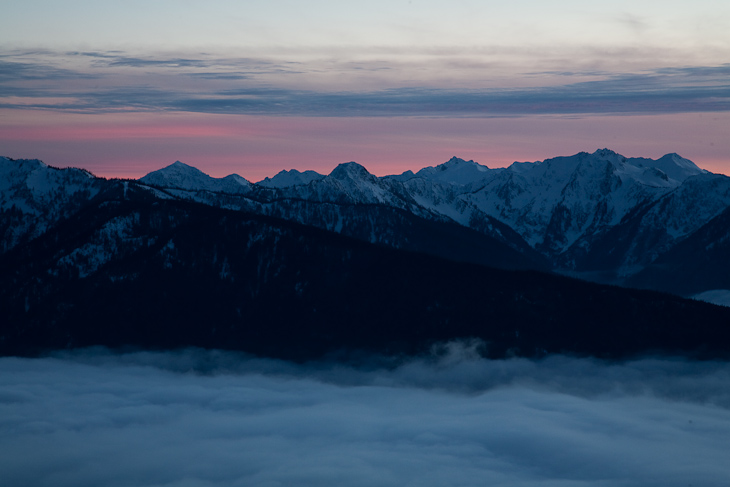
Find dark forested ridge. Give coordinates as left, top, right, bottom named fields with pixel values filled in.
left=2, top=195, right=730, bottom=361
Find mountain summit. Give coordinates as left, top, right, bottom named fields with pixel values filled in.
left=141, top=161, right=251, bottom=193
left=328, top=161, right=375, bottom=181
left=257, top=169, right=324, bottom=188
left=413, top=156, right=493, bottom=185
left=141, top=161, right=211, bottom=189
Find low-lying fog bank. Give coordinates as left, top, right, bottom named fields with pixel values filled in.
left=2, top=345, right=729, bottom=487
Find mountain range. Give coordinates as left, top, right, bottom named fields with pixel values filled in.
left=136, top=148, right=730, bottom=295
left=2, top=149, right=730, bottom=360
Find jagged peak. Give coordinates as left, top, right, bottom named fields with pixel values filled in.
left=508, top=160, right=539, bottom=173
left=256, top=168, right=324, bottom=188
left=275, top=168, right=323, bottom=178
left=533, top=149, right=707, bottom=188
left=163, top=160, right=207, bottom=174
left=411, top=156, right=493, bottom=185
left=384, top=169, right=416, bottom=182
left=592, top=148, right=620, bottom=158
left=551, top=149, right=623, bottom=164
left=437, top=156, right=485, bottom=170
left=257, top=169, right=292, bottom=184
left=588, top=149, right=703, bottom=175
left=329, top=161, right=373, bottom=180
left=542, top=149, right=627, bottom=171
left=444, top=156, right=467, bottom=165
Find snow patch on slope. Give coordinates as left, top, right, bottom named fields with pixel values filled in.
left=56, top=213, right=154, bottom=278
left=693, top=290, right=730, bottom=308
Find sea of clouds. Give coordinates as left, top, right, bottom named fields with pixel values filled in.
left=2, top=342, right=730, bottom=487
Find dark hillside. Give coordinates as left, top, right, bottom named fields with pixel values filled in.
left=2, top=197, right=729, bottom=360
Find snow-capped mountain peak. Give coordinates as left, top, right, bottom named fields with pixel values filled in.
left=0, top=156, right=104, bottom=252
left=603, top=152, right=705, bottom=188
left=274, top=161, right=417, bottom=207
left=317, top=162, right=394, bottom=203
left=257, top=169, right=324, bottom=188
left=387, top=169, right=416, bottom=182
left=442, top=156, right=472, bottom=167
left=141, top=161, right=213, bottom=189
left=0, top=156, right=101, bottom=206
left=222, top=174, right=250, bottom=185
left=592, top=148, right=620, bottom=158
left=328, top=161, right=375, bottom=182
left=140, top=161, right=251, bottom=193
left=1, top=157, right=42, bottom=192
left=413, top=156, right=495, bottom=186
left=651, top=152, right=707, bottom=181
left=454, top=149, right=713, bottom=254
left=507, top=160, right=540, bottom=174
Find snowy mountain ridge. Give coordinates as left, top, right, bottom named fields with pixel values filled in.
left=140, top=161, right=252, bottom=194
left=457, top=149, right=706, bottom=253
left=2, top=149, right=729, bottom=295
left=410, top=156, right=496, bottom=186
left=0, top=156, right=103, bottom=252
left=131, top=148, right=728, bottom=286
left=257, top=169, right=325, bottom=188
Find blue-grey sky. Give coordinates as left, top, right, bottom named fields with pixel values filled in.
left=4, top=0, right=729, bottom=54
left=1, top=0, right=729, bottom=178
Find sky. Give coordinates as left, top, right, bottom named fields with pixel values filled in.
left=1, top=1, right=729, bottom=180
left=3, top=347, right=730, bottom=486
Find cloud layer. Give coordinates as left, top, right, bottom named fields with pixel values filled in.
left=2, top=346, right=730, bottom=487
left=2, top=50, right=730, bottom=117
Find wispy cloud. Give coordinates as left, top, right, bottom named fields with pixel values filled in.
left=1, top=49, right=729, bottom=117
left=613, top=12, right=650, bottom=34
left=2, top=346, right=730, bottom=487
left=0, top=59, right=98, bottom=83
left=3, top=83, right=729, bottom=117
